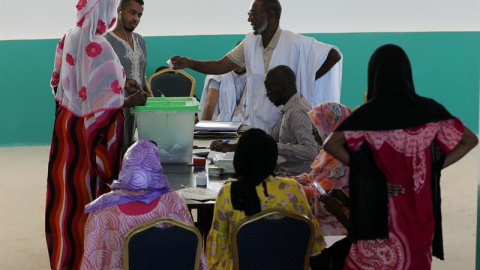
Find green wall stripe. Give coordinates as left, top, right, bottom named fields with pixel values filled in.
left=0, top=32, right=478, bottom=146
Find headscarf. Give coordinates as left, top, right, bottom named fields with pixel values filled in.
left=85, top=140, right=172, bottom=213
left=231, top=128, right=278, bottom=216
left=50, top=0, right=125, bottom=117
left=307, top=102, right=352, bottom=190
left=337, top=44, right=454, bottom=131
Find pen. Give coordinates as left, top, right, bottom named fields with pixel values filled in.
left=213, top=140, right=230, bottom=148
left=212, top=140, right=231, bottom=151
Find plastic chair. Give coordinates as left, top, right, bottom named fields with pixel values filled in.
left=231, top=209, right=315, bottom=270
left=123, top=217, right=202, bottom=270
left=148, top=67, right=196, bottom=97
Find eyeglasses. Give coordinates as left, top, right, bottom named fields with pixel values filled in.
left=247, top=10, right=265, bottom=18
left=265, top=85, right=281, bottom=95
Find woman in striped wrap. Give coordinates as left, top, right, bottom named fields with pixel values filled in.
left=46, top=0, right=145, bottom=268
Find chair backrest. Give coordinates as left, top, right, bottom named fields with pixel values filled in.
left=123, top=217, right=202, bottom=270
left=148, top=68, right=196, bottom=97
left=232, top=209, right=315, bottom=270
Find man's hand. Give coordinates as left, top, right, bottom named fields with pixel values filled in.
left=319, top=195, right=345, bottom=218
left=124, top=90, right=146, bottom=108
left=209, top=140, right=236, bottom=152
left=328, top=189, right=349, bottom=207
left=387, top=183, right=405, bottom=197
left=125, top=78, right=142, bottom=95
left=170, top=56, right=190, bottom=69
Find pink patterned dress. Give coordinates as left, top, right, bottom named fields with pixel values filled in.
left=342, top=118, right=464, bottom=270
left=80, top=191, right=208, bottom=270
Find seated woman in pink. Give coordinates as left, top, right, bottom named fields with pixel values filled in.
left=294, top=102, right=352, bottom=236
left=80, top=140, right=207, bottom=270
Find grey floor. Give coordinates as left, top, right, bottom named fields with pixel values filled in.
left=0, top=145, right=478, bottom=270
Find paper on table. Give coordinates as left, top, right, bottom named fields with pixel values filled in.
left=178, top=187, right=218, bottom=201
left=195, top=121, right=242, bottom=132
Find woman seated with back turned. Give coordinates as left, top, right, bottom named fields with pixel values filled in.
left=205, top=128, right=326, bottom=270
left=80, top=140, right=208, bottom=269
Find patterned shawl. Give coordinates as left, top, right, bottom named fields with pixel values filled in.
left=307, top=102, right=352, bottom=190
left=50, top=0, right=125, bottom=117
left=85, top=140, right=172, bottom=213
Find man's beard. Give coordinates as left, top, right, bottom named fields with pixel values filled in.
left=233, top=68, right=246, bottom=75
left=254, top=18, right=268, bottom=35
left=120, top=17, right=136, bottom=32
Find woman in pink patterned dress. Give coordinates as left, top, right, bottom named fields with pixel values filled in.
left=324, top=44, right=478, bottom=270
left=80, top=140, right=208, bottom=270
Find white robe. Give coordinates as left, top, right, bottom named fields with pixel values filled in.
left=244, top=30, right=342, bottom=132
left=198, top=72, right=249, bottom=123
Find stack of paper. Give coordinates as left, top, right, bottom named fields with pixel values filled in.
left=194, top=121, right=242, bottom=138
left=178, top=187, right=218, bottom=201
left=210, top=152, right=235, bottom=173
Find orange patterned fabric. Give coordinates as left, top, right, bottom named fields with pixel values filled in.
left=294, top=102, right=352, bottom=235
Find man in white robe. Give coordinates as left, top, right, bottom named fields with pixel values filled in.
left=198, top=67, right=249, bottom=123
left=171, top=0, right=342, bottom=132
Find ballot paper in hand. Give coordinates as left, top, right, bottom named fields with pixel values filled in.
left=166, top=59, right=174, bottom=68
left=178, top=187, right=218, bottom=201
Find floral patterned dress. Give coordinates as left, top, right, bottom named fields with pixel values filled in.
left=205, top=176, right=326, bottom=270
left=343, top=118, right=464, bottom=270
left=46, top=0, right=126, bottom=268
left=294, top=102, right=352, bottom=235
left=81, top=191, right=208, bottom=270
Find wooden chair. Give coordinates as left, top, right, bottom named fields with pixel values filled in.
left=123, top=217, right=202, bottom=270
left=231, top=208, right=315, bottom=270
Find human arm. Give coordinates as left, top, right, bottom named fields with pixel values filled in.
left=276, top=110, right=318, bottom=162
left=123, top=78, right=147, bottom=108
left=143, top=76, right=153, bottom=97
left=202, top=88, right=219, bottom=120
left=315, top=48, right=341, bottom=80
left=292, top=173, right=311, bottom=185
left=318, top=194, right=349, bottom=229
left=124, top=78, right=141, bottom=95
left=123, top=90, right=146, bottom=108
left=50, top=35, right=65, bottom=91
left=140, top=36, right=153, bottom=97
left=170, top=55, right=240, bottom=75
left=323, top=131, right=350, bottom=165
left=202, top=79, right=221, bottom=120
left=387, top=183, right=405, bottom=196
left=209, top=140, right=237, bottom=152
left=443, top=126, right=478, bottom=168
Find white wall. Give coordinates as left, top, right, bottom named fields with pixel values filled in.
left=1, top=0, right=479, bottom=40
